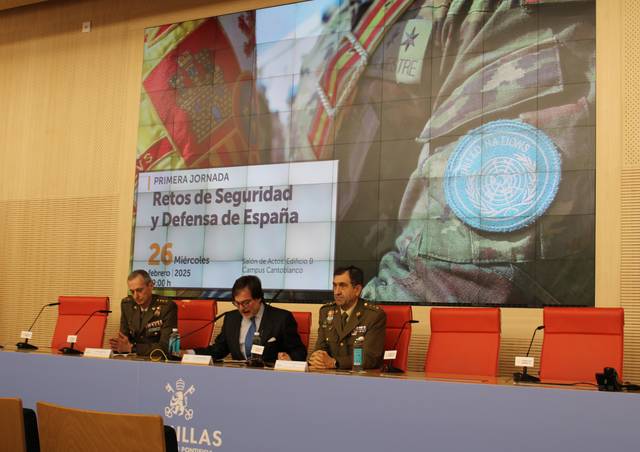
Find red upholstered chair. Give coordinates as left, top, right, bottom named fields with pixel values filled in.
left=50, top=296, right=109, bottom=353
left=176, top=300, right=217, bottom=350
left=425, top=307, right=501, bottom=378
left=292, top=312, right=311, bottom=350
left=380, top=305, right=413, bottom=372
left=539, top=307, right=624, bottom=384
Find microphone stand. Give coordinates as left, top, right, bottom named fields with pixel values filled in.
left=513, top=325, right=544, bottom=383
left=59, top=310, right=111, bottom=355
left=169, top=310, right=230, bottom=362
left=382, top=319, right=419, bottom=373
left=16, top=302, right=60, bottom=350
left=265, top=289, right=283, bottom=306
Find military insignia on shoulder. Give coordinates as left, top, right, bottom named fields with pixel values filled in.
left=396, top=19, right=432, bottom=85
left=444, top=120, right=561, bottom=233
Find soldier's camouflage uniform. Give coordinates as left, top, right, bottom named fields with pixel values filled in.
left=292, top=0, right=595, bottom=305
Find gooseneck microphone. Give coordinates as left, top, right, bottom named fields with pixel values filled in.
left=266, top=289, right=283, bottom=306
left=16, top=302, right=60, bottom=350
left=513, top=325, right=544, bottom=383
left=59, top=309, right=111, bottom=355
left=382, top=319, right=419, bottom=373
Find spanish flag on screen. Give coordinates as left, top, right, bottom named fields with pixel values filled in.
left=137, top=14, right=259, bottom=173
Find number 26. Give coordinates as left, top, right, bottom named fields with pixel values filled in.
left=148, top=242, right=173, bottom=265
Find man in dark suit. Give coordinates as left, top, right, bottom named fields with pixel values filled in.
left=195, top=275, right=307, bottom=362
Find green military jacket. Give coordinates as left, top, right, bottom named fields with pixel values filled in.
left=291, top=0, right=595, bottom=305
left=119, top=294, right=177, bottom=356
left=314, top=299, right=386, bottom=369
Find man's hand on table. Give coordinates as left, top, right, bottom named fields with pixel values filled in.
left=109, top=332, right=133, bottom=353
left=308, top=350, right=337, bottom=370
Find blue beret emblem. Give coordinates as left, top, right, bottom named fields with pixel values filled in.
left=444, top=120, right=561, bottom=232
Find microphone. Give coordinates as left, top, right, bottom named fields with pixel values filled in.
left=164, top=310, right=230, bottom=362
left=382, top=319, right=419, bottom=373
left=266, top=289, right=283, bottom=305
left=513, top=325, right=544, bottom=383
left=59, top=309, right=111, bottom=355
left=16, top=302, right=60, bottom=350
left=180, top=310, right=230, bottom=343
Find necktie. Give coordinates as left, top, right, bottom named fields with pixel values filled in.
left=138, top=308, right=147, bottom=331
left=341, top=312, right=348, bottom=329
left=244, top=317, right=256, bottom=359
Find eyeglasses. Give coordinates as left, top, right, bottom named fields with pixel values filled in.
left=232, top=299, right=255, bottom=309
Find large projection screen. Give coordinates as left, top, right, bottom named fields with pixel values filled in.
left=133, top=0, right=596, bottom=306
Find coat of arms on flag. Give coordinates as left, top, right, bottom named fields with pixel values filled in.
left=137, top=13, right=261, bottom=172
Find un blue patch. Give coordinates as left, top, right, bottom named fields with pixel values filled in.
left=444, top=120, right=561, bottom=232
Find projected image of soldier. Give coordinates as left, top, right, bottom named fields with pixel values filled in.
left=289, top=0, right=595, bottom=305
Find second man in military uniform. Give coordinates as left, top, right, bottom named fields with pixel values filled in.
left=309, top=266, right=386, bottom=370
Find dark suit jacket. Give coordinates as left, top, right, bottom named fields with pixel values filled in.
left=195, top=304, right=307, bottom=362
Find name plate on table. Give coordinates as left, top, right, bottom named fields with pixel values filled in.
left=20, top=331, right=33, bottom=340
left=251, top=344, right=264, bottom=356
left=274, top=360, right=308, bottom=372
left=66, top=335, right=78, bottom=344
left=83, top=348, right=112, bottom=359
left=384, top=350, right=398, bottom=360
left=515, top=356, right=535, bottom=368
left=182, top=354, right=212, bottom=366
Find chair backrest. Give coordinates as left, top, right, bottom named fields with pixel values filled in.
left=0, top=398, right=27, bottom=452
left=176, top=300, right=217, bottom=349
left=539, top=307, right=624, bottom=383
left=380, top=305, right=413, bottom=372
left=292, top=311, right=311, bottom=349
left=426, top=307, right=501, bottom=377
left=37, top=401, right=167, bottom=452
left=51, top=296, right=109, bottom=352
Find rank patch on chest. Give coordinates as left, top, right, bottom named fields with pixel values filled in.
left=395, top=19, right=431, bottom=85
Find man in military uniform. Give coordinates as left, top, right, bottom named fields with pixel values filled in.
left=109, top=269, right=177, bottom=355
left=309, top=266, right=386, bottom=370
left=292, top=0, right=595, bottom=305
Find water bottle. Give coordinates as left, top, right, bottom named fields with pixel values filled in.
left=248, top=331, right=264, bottom=367
left=352, top=326, right=365, bottom=372
left=168, top=328, right=180, bottom=358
